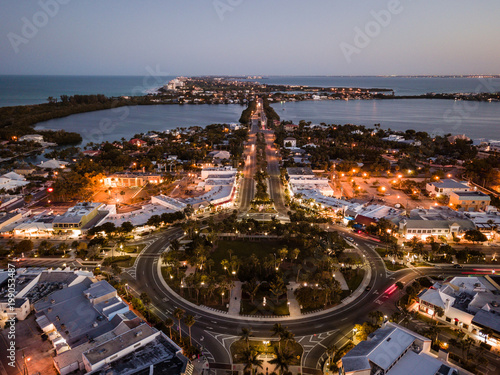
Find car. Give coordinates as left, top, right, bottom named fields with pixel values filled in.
left=452, top=264, right=463, bottom=268
left=365, top=286, right=372, bottom=291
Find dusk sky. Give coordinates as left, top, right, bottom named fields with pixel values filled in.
left=1, top=0, right=499, bottom=76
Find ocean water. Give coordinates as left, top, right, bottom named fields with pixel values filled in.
left=0, top=75, right=175, bottom=107
left=2, top=75, right=500, bottom=108
left=272, top=99, right=500, bottom=140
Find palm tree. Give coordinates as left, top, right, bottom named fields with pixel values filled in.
left=184, top=315, right=195, bottom=346
left=240, top=348, right=263, bottom=375
left=165, top=318, right=174, bottom=338
left=173, top=308, right=185, bottom=339
left=272, top=323, right=286, bottom=349
left=240, top=327, right=253, bottom=349
left=269, top=347, right=294, bottom=375
left=281, top=330, right=295, bottom=350
left=243, top=279, right=260, bottom=304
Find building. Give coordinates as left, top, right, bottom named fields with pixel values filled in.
left=284, top=137, right=297, bottom=148
left=449, top=191, right=491, bottom=211
left=19, top=134, right=44, bottom=142
left=200, top=166, right=236, bottom=180
left=399, top=218, right=476, bottom=240
left=284, top=123, right=299, bottom=132
left=340, top=322, right=468, bottom=375
left=129, top=138, right=148, bottom=147
left=52, top=202, right=106, bottom=234
left=0, top=212, right=24, bottom=231
left=425, top=179, right=471, bottom=197
left=37, top=159, right=69, bottom=169
left=103, top=173, right=163, bottom=187
left=208, top=150, right=231, bottom=161
left=417, top=276, right=500, bottom=344
left=33, top=277, right=191, bottom=375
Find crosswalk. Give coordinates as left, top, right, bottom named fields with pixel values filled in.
left=296, top=330, right=339, bottom=369
left=122, top=239, right=157, bottom=279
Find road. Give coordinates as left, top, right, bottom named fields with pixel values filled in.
left=263, top=129, right=288, bottom=219
left=237, top=116, right=259, bottom=214
left=122, top=224, right=500, bottom=371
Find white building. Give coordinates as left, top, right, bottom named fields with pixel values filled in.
left=284, top=137, right=297, bottom=148
left=399, top=218, right=475, bottom=240
left=341, top=322, right=469, bottom=375
left=19, top=134, right=44, bottom=142
left=426, top=179, right=471, bottom=197
left=418, top=276, right=500, bottom=344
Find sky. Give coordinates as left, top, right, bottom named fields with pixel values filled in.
left=1, top=0, right=499, bottom=76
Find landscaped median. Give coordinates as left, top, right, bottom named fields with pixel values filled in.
left=159, top=221, right=373, bottom=318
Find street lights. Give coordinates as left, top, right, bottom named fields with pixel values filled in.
left=352, top=327, right=358, bottom=341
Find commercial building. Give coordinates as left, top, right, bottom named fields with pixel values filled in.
left=103, top=173, right=163, bottom=187
left=399, top=218, right=475, bottom=240
left=449, top=191, right=491, bottom=211
left=52, top=202, right=107, bottom=234
left=417, top=276, right=500, bottom=345
left=425, top=179, right=471, bottom=197
left=33, top=277, right=191, bottom=375
left=340, top=322, right=468, bottom=375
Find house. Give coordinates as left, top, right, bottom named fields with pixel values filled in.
left=82, top=150, right=101, bottom=157
left=449, top=191, right=491, bottom=211
left=425, top=179, right=470, bottom=197
left=284, top=123, right=299, bottom=132
left=129, top=138, right=148, bottom=147
left=37, top=159, right=69, bottom=170
left=284, top=137, right=297, bottom=148
left=340, top=322, right=468, bottom=375
left=208, top=150, right=231, bottom=160
left=19, top=134, right=44, bottom=143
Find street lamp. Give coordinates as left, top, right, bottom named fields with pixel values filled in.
left=352, top=328, right=358, bottom=341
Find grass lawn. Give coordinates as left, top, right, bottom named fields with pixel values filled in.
left=375, top=247, right=387, bottom=257
left=231, top=340, right=302, bottom=365
left=345, top=269, right=365, bottom=292
left=122, top=243, right=146, bottom=253
left=384, top=260, right=407, bottom=271
left=211, top=240, right=285, bottom=274
left=240, top=291, right=289, bottom=316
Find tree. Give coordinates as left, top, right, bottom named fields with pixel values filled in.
left=272, top=323, right=286, bottom=349
left=434, top=306, right=445, bottom=319
left=140, top=292, right=151, bottom=306
left=239, top=327, right=253, bottom=349
left=243, top=280, right=260, bottom=304
left=184, top=315, right=195, bottom=346
left=15, top=239, right=33, bottom=255
left=120, top=221, right=134, bottom=233
left=240, top=348, right=263, bottom=375
left=395, top=281, right=404, bottom=300
left=269, top=347, right=294, bottom=375
left=165, top=318, right=174, bottom=338
left=173, top=308, right=185, bottom=339
left=464, top=229, right=487, bottom=243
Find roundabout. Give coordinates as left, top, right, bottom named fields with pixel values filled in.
left=120, top=223, right=482, bottom=371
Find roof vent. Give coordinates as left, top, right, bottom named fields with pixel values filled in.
left=135, top=330, right=143, bottom=337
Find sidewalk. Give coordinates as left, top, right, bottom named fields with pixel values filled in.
left=287, top=282, right=302, bottom=318
left=228, top=281, right=242, bottom=316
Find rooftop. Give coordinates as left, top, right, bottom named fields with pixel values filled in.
left=429, top=179, right=470, bottom=189
left=451, top=191, right=491, bottom=200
